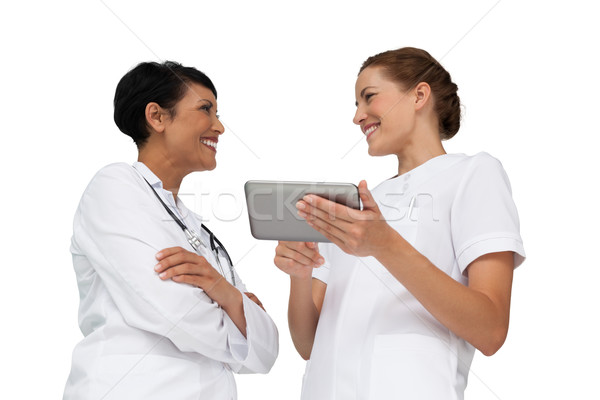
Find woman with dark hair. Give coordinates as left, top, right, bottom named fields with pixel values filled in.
left=275, top=47, right=525, bottom=399
left=63, top=61, right=278, bottom=400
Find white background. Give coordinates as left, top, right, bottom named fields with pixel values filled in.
left=1, top=1, right=599, bottom=399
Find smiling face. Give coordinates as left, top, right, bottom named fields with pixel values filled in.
left=161, top=82, right=224, bottom=173
left=353, top=66, right=418, bottom=157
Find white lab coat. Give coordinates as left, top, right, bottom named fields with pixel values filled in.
left=63, top=162, right=279, bottom=400
left=304, top=153, right=525, bottom=399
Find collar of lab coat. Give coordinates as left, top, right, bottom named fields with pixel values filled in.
left=132, top=161, right=189, bottom=219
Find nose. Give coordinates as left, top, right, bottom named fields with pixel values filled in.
left=353, top=106, right=366, bottom=126
left=214, top=117, right=225, bottom=135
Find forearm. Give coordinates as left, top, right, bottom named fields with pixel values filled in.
left=209, top=279, right=247, bottom=337
left=375, top=230, right=510, bottom=356
left=288, top=276, right=320, bottom=360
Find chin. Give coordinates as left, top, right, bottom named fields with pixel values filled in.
left=367, top=146, right=385, bottom=157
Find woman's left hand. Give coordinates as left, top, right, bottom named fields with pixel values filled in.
left=297, top=180, right=393, bottom=257
left=155, top=246, right=224, bottom=294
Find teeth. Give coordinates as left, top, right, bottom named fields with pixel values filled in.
left=365, top=124, right=379, bottom=135
left=200, top=139, right=217, bottom=149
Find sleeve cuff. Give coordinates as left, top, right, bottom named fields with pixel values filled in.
left=226, top=293, right=279, bottom=374
left=222, top=308, right=249, bottom=362
left=457, top=234, right=526, bottom=274
left=312, top=263, right=330, bottom=284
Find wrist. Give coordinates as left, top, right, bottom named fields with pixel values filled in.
left=205, top=276, right=240, bottom=308
left=290, top=274, right=313, bottom=287
left=204, top=275, right=224, bottom=294
left=373, top=224, right=415, bottom=263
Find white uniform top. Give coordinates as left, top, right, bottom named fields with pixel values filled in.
left=305, top=152, right=525, bottom=400
left=63, top=162, right=278, bottom=400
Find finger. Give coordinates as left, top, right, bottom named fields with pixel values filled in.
left=290, top=241, right=324, bottom=265
left=245, top=292, right=260, bottom=303
left=276, top=243, right=323, bottom=267
left=276, top=241, right=306, bottom=253
left=155, top=251, right=207, bottom=273
left=245, top=292, right=265, bottom=310
left=299, top=198, right=352, bottom=241
left=299, top=196, right=354, bottom=223
left=305, top=220, right=349, bottom=254
left=158, top=263, right=210, bottom=280
left=357, top=180, right=379, bottom=212
left=276, top=241, right=322, bottom=264
left=155, top=246, right=186, bottom=261
left=299, top=202, right=356, bottom=236
left=305, top=214, right=347, bottom=246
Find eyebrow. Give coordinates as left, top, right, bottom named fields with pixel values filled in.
left=355, top=86, right=376, bottom=106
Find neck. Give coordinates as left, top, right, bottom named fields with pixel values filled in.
left=138, top=146, right=186, bottom=199
left=395, top=132, right=446, bottom=176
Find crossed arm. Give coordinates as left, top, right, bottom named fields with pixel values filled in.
left=154, top=246, right=266, bottom=338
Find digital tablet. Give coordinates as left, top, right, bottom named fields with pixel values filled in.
left=244, top=180, right=361, bottom=242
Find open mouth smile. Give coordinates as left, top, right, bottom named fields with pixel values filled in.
left=200, top=138, right=218, bottom=152
left=363, top=123, right=380, bottom=140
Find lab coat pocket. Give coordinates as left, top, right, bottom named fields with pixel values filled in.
left=368, top=334, right=455, bottom=400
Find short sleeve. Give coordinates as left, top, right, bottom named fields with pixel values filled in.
left=451, top=153, right=526, bottom=274
left=312, top=243, right=334, bottom=284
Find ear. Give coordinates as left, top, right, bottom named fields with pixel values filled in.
left=145, top=102, right=167, bottom=134
left=413, top=82, right=432, bottom=111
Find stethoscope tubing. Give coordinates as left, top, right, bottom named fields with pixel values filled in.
left=142, top=177, right=236, bottom=286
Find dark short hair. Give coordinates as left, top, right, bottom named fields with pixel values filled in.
left=113, top=61, right=217, bottom=147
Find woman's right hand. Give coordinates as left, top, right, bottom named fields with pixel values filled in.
left=274, top=241, right=325, bottom=280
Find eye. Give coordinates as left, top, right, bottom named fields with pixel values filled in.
left=199, top=103, right=212, bottom=113
left=365, top=93, right=375, bottom=102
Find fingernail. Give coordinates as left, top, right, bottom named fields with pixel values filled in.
left=296, top=201, right=306, bottom=210
left=154, top=263, right=161, bottom=271
left=298, top=210, right=307, bottom=218
left=318, top=257, right=325, bottom=265
left=159, top=272, right=166, bottom=279
left=155, top=252, right=163, bottom=259
left=304, top=195, right=313, bottom=203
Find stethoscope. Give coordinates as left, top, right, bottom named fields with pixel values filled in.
left=142, top=177, right=236, bottom=286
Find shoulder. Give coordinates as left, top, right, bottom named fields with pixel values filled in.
left=91, top=162, right=140, bottom=182
left=453, top=152, right=515, bottom=203
left=465, top=151, right=505, bottom=171
left=454, top=152, right=510, bottom=187
left=80, top=163, right=146, bottom=206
